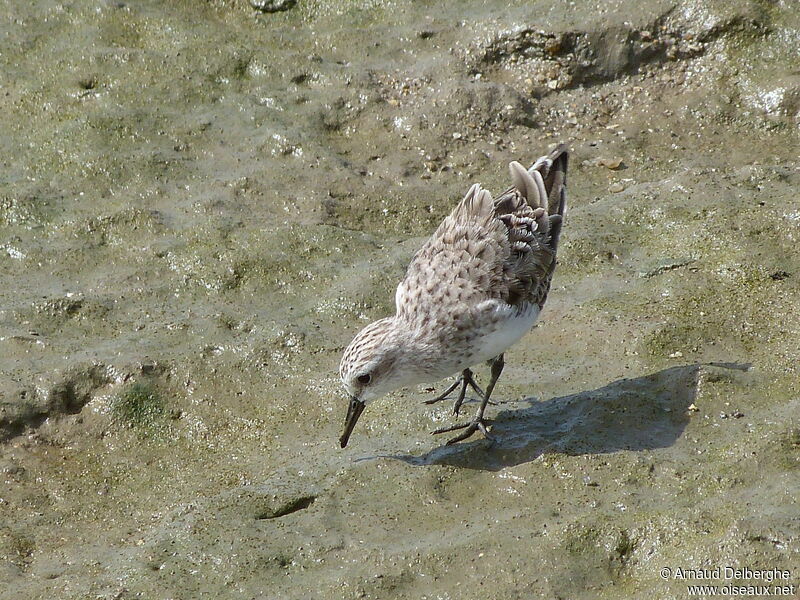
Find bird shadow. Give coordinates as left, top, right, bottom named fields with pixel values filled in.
left=379, top=362, right=750, bottom=471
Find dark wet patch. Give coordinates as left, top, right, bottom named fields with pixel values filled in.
left=0, top=364, right=114, bottom=441
left=256, top=495, right=316, bottom=519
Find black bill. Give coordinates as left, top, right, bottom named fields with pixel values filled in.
left=339, top=396, right=365, bottom=448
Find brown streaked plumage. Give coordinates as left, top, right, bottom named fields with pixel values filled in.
left=339, top=144, right=568, bottom=448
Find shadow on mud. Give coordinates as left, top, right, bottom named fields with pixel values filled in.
left=385, top=363, right=749, bottom=471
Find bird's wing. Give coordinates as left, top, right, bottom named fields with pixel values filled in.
left=395, top=183, right=509, bottom=328
left=395, top=145, right=568, bottom=327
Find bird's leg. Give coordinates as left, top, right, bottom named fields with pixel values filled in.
left=423, top=377, right=461, bottom=405
left=423, top=368, right=484, bottom=415
left=432, top=354, right=504, bottom=444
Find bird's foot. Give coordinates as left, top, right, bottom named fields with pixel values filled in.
left=423, top=369, right=485, bottom=415
left=432, top=417, right=493, bottom=445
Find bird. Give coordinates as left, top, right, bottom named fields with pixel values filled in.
left=338, top=144, right=568, bottom=448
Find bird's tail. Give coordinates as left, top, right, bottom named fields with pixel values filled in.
left=503, top=143, right=568, bottom=253
left=530, top=143, right=568, bottom=253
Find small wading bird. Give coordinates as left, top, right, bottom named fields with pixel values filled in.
left=339, top=144, right=568, bottom=447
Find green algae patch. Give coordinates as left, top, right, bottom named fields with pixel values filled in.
left=110, top=381, right=169, bottom=435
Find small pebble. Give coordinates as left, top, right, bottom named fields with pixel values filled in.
left=250, top=0, right=296, bottom=12
left=596, top=157, right=623, bottom=170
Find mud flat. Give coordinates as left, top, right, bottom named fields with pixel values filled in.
left=1, top=1, right=798, bottom=598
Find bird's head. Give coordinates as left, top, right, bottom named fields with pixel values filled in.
left=338, top=317, right=414, bottom=448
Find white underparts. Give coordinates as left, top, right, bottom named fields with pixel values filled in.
left=464, top=302, right=540, bottom=367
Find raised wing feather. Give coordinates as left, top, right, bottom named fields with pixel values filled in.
left=493, top=143, right=568, bottom=307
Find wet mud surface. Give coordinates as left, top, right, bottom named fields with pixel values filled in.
left=1, top=0, right=798, bottom=598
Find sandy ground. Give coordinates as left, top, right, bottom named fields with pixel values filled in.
left=1, top=0, right=798, bottom=598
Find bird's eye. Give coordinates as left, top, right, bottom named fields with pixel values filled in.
left=357, top=373, right=372, bottom=385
